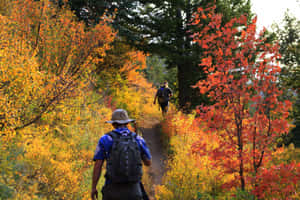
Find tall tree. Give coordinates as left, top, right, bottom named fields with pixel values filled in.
left=68, top=0, right=252, bottom=111
left=272, top=11, right=300, bottom=146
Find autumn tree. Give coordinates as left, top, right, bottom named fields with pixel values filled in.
left=191, top=6, right=294, bottom=195
left=0, top=0, right=114, bottom=133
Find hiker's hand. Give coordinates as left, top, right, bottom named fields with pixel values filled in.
left=91, top=188, right=98, bottom=200
left=153, top=101, right=156, bottom=105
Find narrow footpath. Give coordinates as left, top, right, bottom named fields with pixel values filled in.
left=139, top=117, right=167, bottom=199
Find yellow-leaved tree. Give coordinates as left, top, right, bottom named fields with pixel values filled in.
left=0, top=0, right=114, bottom=133
left=0, top=0, right=115, bottom=199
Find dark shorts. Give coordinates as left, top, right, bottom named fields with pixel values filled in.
left=159, top=101, right=169, bottom=113
left=101, top=183, right=143, bottom=200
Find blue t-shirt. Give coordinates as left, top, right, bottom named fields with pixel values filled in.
left=93, top=127, right=152, bottom=161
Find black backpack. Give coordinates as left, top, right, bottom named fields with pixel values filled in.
left=157, top=87, right=169, bottom=104
left=105, top=131, right=143, bottom=183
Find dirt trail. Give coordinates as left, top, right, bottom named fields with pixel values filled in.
left=139, top=117, right=167, bottom=199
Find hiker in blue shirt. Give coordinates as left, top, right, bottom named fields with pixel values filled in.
left=153, top=81, right=173, bottom=115
left=91, top=109, right=152, bottom=200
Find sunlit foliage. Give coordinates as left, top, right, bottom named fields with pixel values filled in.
left=156, top=112, right=233, bottom=199
left=0, top=0, right=114, bottom=133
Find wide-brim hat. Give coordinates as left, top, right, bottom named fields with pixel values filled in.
left=106, top=109, right=135, bottom=124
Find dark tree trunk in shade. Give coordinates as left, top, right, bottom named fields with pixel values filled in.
left=177, top=61, right=207, bottom=111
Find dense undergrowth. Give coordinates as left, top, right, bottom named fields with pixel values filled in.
left=156, top=110, right=300, bottom=200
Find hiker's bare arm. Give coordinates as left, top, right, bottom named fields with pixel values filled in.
left=91, top=159, right=104, bottom=200
left=92, top=159, right=103, bottom=188
left=153, top=94, right=157, bottom=104
left=143, top=158, right=152, bottom=166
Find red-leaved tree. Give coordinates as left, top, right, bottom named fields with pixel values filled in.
left=191, top=5, right=297, bottom=196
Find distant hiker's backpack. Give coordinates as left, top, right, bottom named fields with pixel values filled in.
left=105, top=131, right=143, bottom=183
left=157, top=87, right=169, bottom=104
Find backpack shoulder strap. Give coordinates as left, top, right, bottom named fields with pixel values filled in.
left=106, top=131, right=119, bottom=139
left=106, top=131, right=120, bottom=151
left=107, top=131, right=139, bottom=143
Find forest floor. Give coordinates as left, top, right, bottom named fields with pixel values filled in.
left=139, top=116, right=167, bottom=199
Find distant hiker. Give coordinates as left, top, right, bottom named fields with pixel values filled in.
left=153, top=81, right=173, bottom=115
left=91, top=109, right=152, bottom=200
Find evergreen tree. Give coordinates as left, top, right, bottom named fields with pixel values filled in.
left=69, top=0, right=252, bottom=110
left=272, top=11, right=300, bottom=146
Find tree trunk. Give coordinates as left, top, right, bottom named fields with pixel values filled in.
left=177, top=60, right=208, bottom=112
left=178, top=63, right=192, bottom=110
left=239, top=149, right=245, bottom=190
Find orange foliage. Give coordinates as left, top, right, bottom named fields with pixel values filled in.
left=253, top=162, right=300, bottom=199
left=10, top=0, right=115, bottom=75
left=191, top=4, right=294, bottom=196
left=120, top=51, right=149, bottom=87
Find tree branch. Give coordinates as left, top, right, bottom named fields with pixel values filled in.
left=14, top=80, right=74, bottom=131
